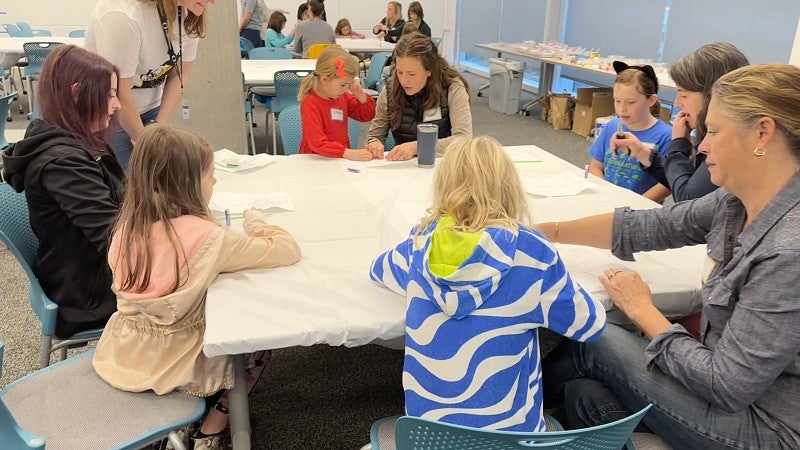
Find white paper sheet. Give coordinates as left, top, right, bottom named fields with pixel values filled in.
left=522, top=171, right=595, bottom=197
left=214, top=149, right=277, bottom=172
left=209, top=192, right=295, bottom=213
left=510, top=147, right=543, bottom=162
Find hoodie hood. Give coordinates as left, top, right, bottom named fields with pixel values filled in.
left=411, top=217, right=517, bottom=319
left=1, top=120, right=90, bottom=191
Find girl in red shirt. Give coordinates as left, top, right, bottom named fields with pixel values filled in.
left=297, top=47, right=376, bottom=160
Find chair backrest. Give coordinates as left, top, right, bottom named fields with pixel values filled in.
left=384, top=131, right=396, bottom=152
left=278, top=104, right=302, bottom=155
left=16, top=22, right=51, bottom=37
left=249, top=46, right=293, bottom=60
left=364, top=52, right=392, bottom=90
left=431, top=37, right=442, bottom=50
left=348, top=118, right=361, bottom=149
left=0, top=342, right=47, bottom=450
left=306, top=43, right=341, bottom=60
left=1, top=92, right=18, bottom=150
left=240, top=36, right=255, bottom=59
left=394, top=405, right=652, bottom=449
left=272, top=69, right=311, bottom=113
left=68, top=29, right=85, bottom=38
left=22, top=42, right=63, bottom=77
left=0, top=183, right=60, bottom=336
left=3, top=24, right=23, bottom=37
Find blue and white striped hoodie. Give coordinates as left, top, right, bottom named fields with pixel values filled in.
left=370, top=217, right=606, bottom=431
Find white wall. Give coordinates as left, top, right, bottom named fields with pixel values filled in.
left=3, top=0, right=460, bottom=60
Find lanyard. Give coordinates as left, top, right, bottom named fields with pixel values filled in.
left=155, top=2, right=184, bottom=90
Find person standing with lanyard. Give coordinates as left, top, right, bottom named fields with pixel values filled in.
left=86, top=0, right=215, bottom=170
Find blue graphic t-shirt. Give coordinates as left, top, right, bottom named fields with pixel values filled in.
left=588, top=117, right=672, bottom=195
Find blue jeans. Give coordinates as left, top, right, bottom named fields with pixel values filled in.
left=107, top=107, right=159, bottom=171
left=542, top=324, right=783, bottom=449
left=240, top=29, right=264, bottom=48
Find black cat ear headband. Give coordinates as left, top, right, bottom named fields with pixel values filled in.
left=613, top=61, right=659, bottom=93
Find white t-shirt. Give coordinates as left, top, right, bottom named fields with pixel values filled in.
left=86, top=0, right=200, bottom=114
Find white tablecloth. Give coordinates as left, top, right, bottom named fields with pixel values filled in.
left=203, top=146, right=705, bottom=357
left=0, top=36, right=84, bottom=63
left=241, top=58, right=317, bottom=87
left=336, top=38, right=394, bottom=54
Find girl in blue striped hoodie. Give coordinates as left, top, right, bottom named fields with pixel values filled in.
left=370, top=135, right=606, bottom=432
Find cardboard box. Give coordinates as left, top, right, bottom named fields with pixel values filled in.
left=572, top=88, right=614, bottom=137
left=660, top=106, right=673, bottom=124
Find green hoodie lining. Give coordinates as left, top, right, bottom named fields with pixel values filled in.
left=428, top=216, right=481, bottom=277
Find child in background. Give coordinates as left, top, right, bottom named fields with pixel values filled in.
left=92, top=125, right=301, bottom=449
left=588, top=62, right=672, bottom=202
left=265, top=10, right=294, bottom=48
left=298, top=47, right=376, bottom=160
left=369, top=136, right=606, bottom=431
left=335, top=18, right=365, bottom=38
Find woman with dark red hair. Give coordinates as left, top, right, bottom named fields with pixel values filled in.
left=2, top=45, right=123, bottom=338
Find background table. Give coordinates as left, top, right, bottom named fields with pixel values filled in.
left=241, top=58, right=317, bottom=88
left=336, top=38, right=394, bottom=54
left=204, top=145, right=705, bottom=449
left=0, top=36, right=84, bottom=61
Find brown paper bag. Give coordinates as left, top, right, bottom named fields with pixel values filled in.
left=549, top=94, right=575, bottom=130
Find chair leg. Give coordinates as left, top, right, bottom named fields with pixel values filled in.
left=59, top=346, right=68, bottom=362
left=247, top=111, right=256, bottom=156
left=25, top=77, right=34, bottom=117
left=270, top=111, right=277, bottom=156
left=167, top=431, right=189, bottom=450
left=39, top=336, right=53, bottom=369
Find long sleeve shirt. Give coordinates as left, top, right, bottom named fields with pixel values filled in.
left=611, top=175, right=800, bottom=449
left=299, top=90, right=375, bottom=158
left=643, top=137, right=717, bottom=201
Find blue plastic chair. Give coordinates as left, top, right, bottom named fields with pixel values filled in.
left=384, top=131, right=396, bottom=152
left=68, top=29, right=85, bottom=38
left=269, top=69, right=310, bottom=154
left=0, top=342, right=205, bottom=450
left=363, top=52, right=392, bottom=91
left=370, top=404, right=653, bottom=450
left=16, top=22, right=51, bottom=37
left=22, top=41, right=62, bottom=117
left=0, top=92, right=17, bottom=149
left=2, top=24, right=23, bottom=37
left=278, top=104, right=302, bottom=155
left=0, top=183, right=104, bottom=368
left=240, top=36, right=255, bottom=59
left=249, top=46, right=293, bottom=60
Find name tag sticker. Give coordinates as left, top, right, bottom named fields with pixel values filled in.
left=423, top=107, right=442, bottom=122
left=330, top=108, right=344, bottom=121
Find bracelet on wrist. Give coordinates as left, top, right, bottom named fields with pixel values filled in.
left=553, top=222, right=560, bottom=243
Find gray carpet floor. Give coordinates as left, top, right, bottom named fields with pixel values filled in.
left=0, top=72, right=592, bottom=449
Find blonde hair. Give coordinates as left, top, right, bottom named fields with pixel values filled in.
left=113, top=124, right=214, bottom=294
left=712, top=64, right=800, bottom=159
left=401, top=21, right=418, bottom=36
left=298, top=47, right=359, bottom=101
left=418, top=136, right=531, bottom=234
left=387, top=1, right=403, bottom=26
left=149, top=0, right=208, bottom=39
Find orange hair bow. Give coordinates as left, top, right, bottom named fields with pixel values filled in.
left=334, top=58, right=348, bottom=77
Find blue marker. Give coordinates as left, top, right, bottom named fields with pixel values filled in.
left=347, top=167, right=360, bottom=173
left=224, top=209, right=231, bottom=228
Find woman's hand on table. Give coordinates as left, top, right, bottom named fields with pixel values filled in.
left=365, top=140, right=385, bottom=159
left=343, top=148, right=374, bottom=161
left=385, top=142, right=417, bottom=161
left=600, top=268, right=671, bottom=339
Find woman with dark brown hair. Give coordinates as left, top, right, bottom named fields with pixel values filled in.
left=86, top=0, right=215, bottom=170
left=1, top=45, right=123, bottom=338
left=407, top=1, right=431, bottom=37
left=365, top=32, right=472, bottom=160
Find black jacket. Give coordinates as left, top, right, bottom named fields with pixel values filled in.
left=2, top=120, right=124, bottom=338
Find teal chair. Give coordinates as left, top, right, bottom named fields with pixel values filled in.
left=249, top=47, right=292, bottom=60
left=0, top=92, right=17, bottom=149
left=0, top=183, right=104, bottom=368
left=3, top=23, right=23, bottom=37
left=269, top=69, right=310, bottom=154
left=278, top=104, right=302, bottom=155
left=240, top=37, right=255, bottom=59
left=22, top=41, right=62, bottom=117
left=0, top=342, right=205, bottom=450
left=15, top=22, right=51, bottom=37
left=278, top=104, right=364, bottom=156
left=68, top=29, right=85, bottom=38
left=363, top=52, right=392, bottom=92
left=370, top=404, right=653, bottom=450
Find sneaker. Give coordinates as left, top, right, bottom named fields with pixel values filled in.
left=191, top=433, right=223, bottom=450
